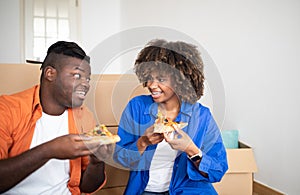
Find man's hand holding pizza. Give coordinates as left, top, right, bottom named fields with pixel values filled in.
left=89, top=144, right=113, bottom=164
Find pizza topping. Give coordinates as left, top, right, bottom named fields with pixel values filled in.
left=153, top=110, right=188, bottom=133
left=84, top=124, right=112, bottom=136
left=83, top=124, right=120, bottom=144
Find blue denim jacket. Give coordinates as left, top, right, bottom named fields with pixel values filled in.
left=113, top=95, right=228, bottom=195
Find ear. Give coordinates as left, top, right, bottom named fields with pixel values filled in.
left=44, top=66, right=57, bottom=81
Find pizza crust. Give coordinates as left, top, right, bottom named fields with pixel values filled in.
left=84, top=134, right=121, bottom=145
left=153, top=111, right=188, bottom=133
left=82, top=124, right=121, bottom=144
left=153, top=122, right=188, bottom=133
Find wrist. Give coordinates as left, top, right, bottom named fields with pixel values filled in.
left=185, top=143, right=199, bottom=157
left=187, top=148, right=202, bottom=162
left=137, top=136, right=149, bottom=155
left=138, top=136, right=148, bottom=148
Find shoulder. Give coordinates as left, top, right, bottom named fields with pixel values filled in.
left=187, top=102, right=213, bottom=121
left=128, top=95, right=153, bottom=107
left=0, top=85, right=39, bottom=110
left=198, top=103, right=211, bottom=114
left=185, top=101, right=211, bottom=115
left=0, top=86, right=41, bottom=133
left=122, top=95, right=154, bottom=117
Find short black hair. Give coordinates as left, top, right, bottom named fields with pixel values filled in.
left=40, top=41, right=90, bottom=70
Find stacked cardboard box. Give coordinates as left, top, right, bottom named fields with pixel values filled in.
left=213, top=142, right=258, bottom=195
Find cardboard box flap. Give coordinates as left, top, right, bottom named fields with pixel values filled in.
left=226, top=141, right=258, bottom=173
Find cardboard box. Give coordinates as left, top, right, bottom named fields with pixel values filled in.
left=94, top=126, right=130, bottom=195
left=0, top=64, right=40, bottom=95
left=213, top=142, right=258, bottom=195
left=86, top=74, right=148, bottom=125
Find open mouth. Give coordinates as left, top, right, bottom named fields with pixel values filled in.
left=151, top=91, right=162, bottom=99
left=75, top=90, right=87, bottom=100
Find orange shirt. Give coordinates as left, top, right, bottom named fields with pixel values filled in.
left=0, top=85, right=104, bottom=194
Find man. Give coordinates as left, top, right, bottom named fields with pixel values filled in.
left=0, top=41, right=110, bottom=194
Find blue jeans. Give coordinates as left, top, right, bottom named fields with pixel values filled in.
left=142, top=191, right=169, bottom=195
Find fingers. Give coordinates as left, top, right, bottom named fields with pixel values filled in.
left=164, top=127, right=184, bottom=142
left=163, top=132, right=169, bottom=141
left=49, top=134, right=115, bottom=159
left=107, top=144, right=113, bottom=153
left=163, top=131, right=174, bottom=142
left=90, top=144, right=114, bottom=161
left=72, top=134, right=105, bottom=150
left=148, top=135, right=164, bottom=145
left=152, top=133, right=164, bottom=143
left=69, top=134, right=102, bottom=153
left=145, top=125, right=155, bottom=135
left=172, top=125, right=185, bottom=136
left=143, top=131, right=164, bottom=145
left=76, top=134, right=93, bottom=142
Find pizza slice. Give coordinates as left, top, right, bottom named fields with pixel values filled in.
left=153, top=111, right=188, bottom=134
left=82, top=124, right=121, bottom=144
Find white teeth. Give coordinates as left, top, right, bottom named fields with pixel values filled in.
left=76, top=91, right=86, bottom=96
left=152, top=92, right=161, bottom=95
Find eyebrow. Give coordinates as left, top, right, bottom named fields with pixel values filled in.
left=74, top=66, right=91, bottom=75
left=155, top=75, right=168, bottom=78
left=74, top=66, right=87, bottom=73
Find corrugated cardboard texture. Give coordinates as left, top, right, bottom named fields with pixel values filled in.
left=0, top=63, right=41, bottom=95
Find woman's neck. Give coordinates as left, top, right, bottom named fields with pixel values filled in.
left=159, top=100, right=181, bottom=121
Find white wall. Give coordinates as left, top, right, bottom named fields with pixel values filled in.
left=81, top=1, right=300, bottom=193
left=1, top=0, right=299, bottom=194
left=0, top=0, right=22, bottom=63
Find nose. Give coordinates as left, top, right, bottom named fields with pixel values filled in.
left=148, top=80, right=158, bottom=89
left=80, top=78, right=90, bottom=89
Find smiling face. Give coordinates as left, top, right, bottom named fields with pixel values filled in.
left=134, top=40, right=205, bottom=104
left=41, top=55, right=91, bottom=115
left=146, top=72, right=179, bottom=105
left=54, top=57, right=91, bottom=108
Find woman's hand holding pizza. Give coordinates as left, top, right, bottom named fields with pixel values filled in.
left=143, top=125, right=165, bottom=145
left=137, top=125, right=164, bottom=154
left=164, top=127, right=197, bottom=154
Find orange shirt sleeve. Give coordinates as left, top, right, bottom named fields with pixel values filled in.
left=0, top=98, right=13, bottom=158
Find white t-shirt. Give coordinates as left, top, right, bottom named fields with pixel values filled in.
left=144, top=139, right=177, bottom=192
left=4, top=110, right=71, bottom=195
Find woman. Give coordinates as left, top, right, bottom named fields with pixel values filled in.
left=114, top=39, right=228, bottom=195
